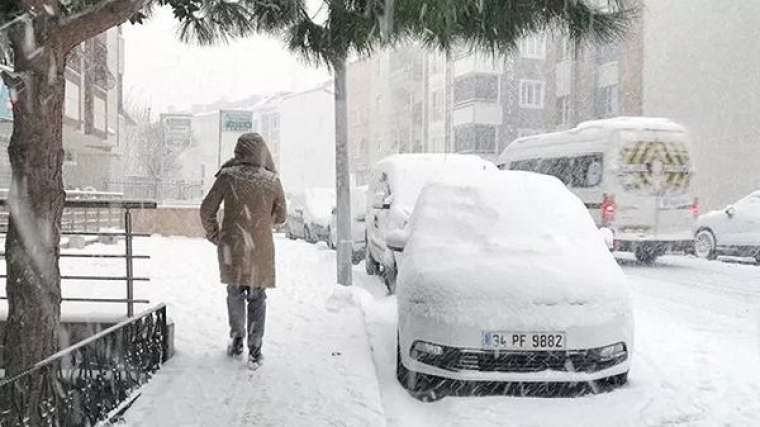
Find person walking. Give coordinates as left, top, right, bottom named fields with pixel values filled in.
left=200, top=133, right=287, bottom=369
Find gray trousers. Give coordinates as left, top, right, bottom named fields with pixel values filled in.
left=226, top=285, right=266, bottom=356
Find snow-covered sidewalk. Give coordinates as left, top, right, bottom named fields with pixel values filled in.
left=121, top=236, right=385, bottom=427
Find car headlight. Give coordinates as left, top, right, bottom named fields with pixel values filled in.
left=593, top=342, right=627, bottom=361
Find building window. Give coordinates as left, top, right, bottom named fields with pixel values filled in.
left=596, top=61, right=619, bottom=116
left=598, top=85, right=619, bottom=116
left=519, top=34, right=546, bottom=59
left=454, top=74, right=498, bottom=104
left=93, top=95, right=106, bottom=131
left=455, top=125, right=496, bottom=153
left=519, top=80, right=545, bottom=109
left=65, top=79, right=80, bottom=121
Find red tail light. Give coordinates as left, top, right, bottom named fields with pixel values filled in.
left=689, top=198, right=700, bottom=218
left=601, top=193, right=616, bottom=226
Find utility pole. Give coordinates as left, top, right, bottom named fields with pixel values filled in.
left=334, top=58, right=352, bottom=286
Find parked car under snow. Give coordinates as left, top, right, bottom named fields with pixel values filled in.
left=693, top=191, right=760, bottom=263
left=286, top=188, right=335, bottom=244
left=391, top=170, right=634, bottom=400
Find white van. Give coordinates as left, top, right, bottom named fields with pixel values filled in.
left=365, top=154, right=494, bottom=292
left=497, top=117, right=697, bottom=264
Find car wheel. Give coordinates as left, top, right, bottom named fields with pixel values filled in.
left=694, top=229, right=718, bottom=260
left=634, top=245, right=659, bottom=265
left=396, top=336, right=445, bottom=402
left=365, top=240, right=380, bottom=275
left=754, top=251, right=760, bottom=266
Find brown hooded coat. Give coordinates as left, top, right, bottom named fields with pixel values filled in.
left=200, top=133, right=287, bottom=288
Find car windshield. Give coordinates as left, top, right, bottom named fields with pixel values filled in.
left=1, top=1, right=759, bottom=425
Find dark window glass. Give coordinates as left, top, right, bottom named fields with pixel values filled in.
left=455, top=125, right=496, bottom=153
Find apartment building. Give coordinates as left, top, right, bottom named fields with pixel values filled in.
left=346, top=38, right=550, bottom=170
left=1, top=27, right=127, bottom=191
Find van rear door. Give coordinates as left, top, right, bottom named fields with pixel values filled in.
left=616, top=131, right=694, bottom=240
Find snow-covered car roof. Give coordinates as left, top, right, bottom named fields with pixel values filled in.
left=398, top=170, right=631, bottom=329
left=304, top=187, right=335, bottom=224
left=375, top=153, right=494, bottom=211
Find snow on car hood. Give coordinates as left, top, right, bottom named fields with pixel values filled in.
left=397, top=171, right=632, bottom=330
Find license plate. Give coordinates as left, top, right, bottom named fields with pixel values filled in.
left=482, top=331, right=566, bottom=351
left=658, top=195, right=691, bottom=209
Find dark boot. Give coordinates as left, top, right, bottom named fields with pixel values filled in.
left=227, top=336, right=244, bottom=357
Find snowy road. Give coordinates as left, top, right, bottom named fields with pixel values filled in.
left=30, top=236, right=758, bottom=426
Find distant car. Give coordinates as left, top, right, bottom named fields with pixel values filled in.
left=328, top=186, right=368, bottom=263
left=285, top=188, right=335, bottom=244
left=693, top=191, right=760, bottom=263
left=365, top=154, right=494, bottom=293
left=392, top=171, right=633, bottom=401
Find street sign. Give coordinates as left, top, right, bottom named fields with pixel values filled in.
left=221, top=110, right=253, bottom=132
left=160, top=114, right=192, bottom=149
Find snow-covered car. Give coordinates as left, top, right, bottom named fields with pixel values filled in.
left=693, top=191, right=760, bottom=263
left=328, top=186, right=368, bottom=263
left=365, top=154, right=495, bottom=293
left=286, top=188, right=335, bottom=244
left=392, top=171, right=634, bottom=400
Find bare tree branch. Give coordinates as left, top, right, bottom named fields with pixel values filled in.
left=57, top=0, right=151, bottom=52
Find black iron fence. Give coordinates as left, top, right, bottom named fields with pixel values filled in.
left=0, top=199, right=157, bottom=317
left=0, top=304, right=169, bottom=426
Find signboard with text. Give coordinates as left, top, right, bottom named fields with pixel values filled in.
left=221, top=110, right=253, bottom=132
left=161, top=114, right=192, bottom=149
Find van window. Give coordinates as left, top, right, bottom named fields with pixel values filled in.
left=508, top=153, right=603, bottom=187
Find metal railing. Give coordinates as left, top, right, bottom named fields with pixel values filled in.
left=0, top=199, right=157, bottom=317
left=105, top=180, right=204, bottom=202
left=0, top=304, right=169, bottom=426
left=0, top=190, right=126, bottom=233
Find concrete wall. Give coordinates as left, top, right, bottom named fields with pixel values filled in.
left=642, top=0, right=760, bottom=209
left=132, top=206, right=206, bottom=238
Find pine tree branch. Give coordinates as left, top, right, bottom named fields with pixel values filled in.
left=57, top=0, right=151, bottom=52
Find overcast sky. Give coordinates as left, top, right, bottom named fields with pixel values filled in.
left=123, top=7, right=331, bottom=114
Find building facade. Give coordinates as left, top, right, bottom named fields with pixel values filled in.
left=542, top=0, right=759, bottom=209
left=346, top=39, right=550, bottom=171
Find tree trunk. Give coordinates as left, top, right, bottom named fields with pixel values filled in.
left=333, top=58, right=352, bottom=286
left=2, top=33, right=66, bottom=377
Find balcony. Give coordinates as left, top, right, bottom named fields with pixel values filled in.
left=454, top=54, right=503, bottom=77
left=453, top=102, right=503, bottom=127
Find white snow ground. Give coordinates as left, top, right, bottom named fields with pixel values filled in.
left=3, top=236, right=759, bottom=426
